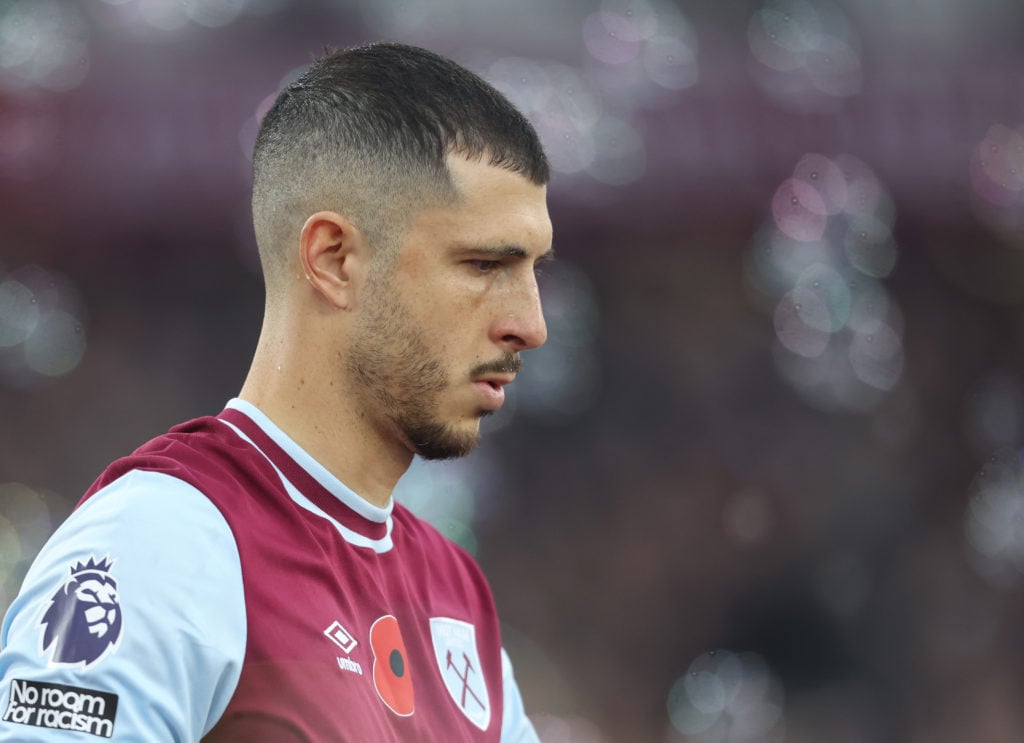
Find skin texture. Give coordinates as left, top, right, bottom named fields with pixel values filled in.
left=239, top=153, right=553, bottom=507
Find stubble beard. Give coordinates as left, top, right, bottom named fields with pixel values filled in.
left=346, top=290, right=484, bottom=461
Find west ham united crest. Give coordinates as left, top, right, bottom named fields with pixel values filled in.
left=429, top=617, right=490, bottom=731
left=38, top=556, right=123, bottom=669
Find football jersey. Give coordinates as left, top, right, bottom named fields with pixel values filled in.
left=0, top=399, right=538, bottom=742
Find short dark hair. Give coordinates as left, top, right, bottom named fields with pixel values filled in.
left=251, top=42, right=550, bottom=292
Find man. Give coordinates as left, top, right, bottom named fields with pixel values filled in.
left=0, top=42, right=552, bottom=741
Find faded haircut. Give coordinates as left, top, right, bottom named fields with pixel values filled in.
left=251, top=42, right=550, bottom=297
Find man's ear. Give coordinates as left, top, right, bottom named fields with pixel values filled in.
left=297, top=211, right=369, bottom=310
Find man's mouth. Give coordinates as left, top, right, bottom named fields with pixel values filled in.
left=472, top=377, right=511, bottom=409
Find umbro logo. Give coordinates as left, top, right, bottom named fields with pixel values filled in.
left=324, top=620, right=357, bottom=654
left=324, top=620, right=363, bottom=676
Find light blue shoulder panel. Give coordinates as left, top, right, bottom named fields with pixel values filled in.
left=500, top=648, right=540, bottom=743
left=0, top=470, right=245, bottom=741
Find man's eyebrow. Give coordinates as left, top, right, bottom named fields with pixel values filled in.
left=461, top=245, right=556, bottom=262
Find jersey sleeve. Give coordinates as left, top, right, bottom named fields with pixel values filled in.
left=0, top=469, right=246, bottom=741
left=499, top=648, right=540, bottom=743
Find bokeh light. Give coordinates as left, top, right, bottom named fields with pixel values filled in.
left=23, top=310, right=87, bottom=377
left=847, top=322, right=903, bottom=391
left=358, top=0, right=457, bottom=37
left=965, top=449, right=1024, bottom=588
left=0, top=0, right=90, bottom=93
left=95, top=0, right=284, bottom=34
left=181, top=0, right=249, bottom=28
left=486, top=50, right=654, bottom=186
left=583, top=11, right=644, bottom=66
left=794, top=262, right=851, bottom=332
left=0, top=276, right=39, bottom=347
left=0, top=482, right=52, bottom=611
left=137, top=0, right=190, bottom=31
left=836, top=154, right=893, bottom=223
left=792, top=153, right=847, bottom=215
left=487, top=57, right=601, bottom=178
left=0, top=514, right=19, bottom=613
left=748, top=2, right=822, bottom=73
left=643, top=30, right=698, bottom=91
left=667, top=650, right=785, bottom=742
left=585, top=116, right=646, bottom=185
left=970, top=123, right=1024, bottom=235
left=589, top=0, right=700, bottom=95
left=746, top=154, right=904, bottom=412
left=772, top=178, right=829, bottom=242
left=773, top=286, right=831, bottom=358
left=844, top=215, right=898, bottom=278
left=747, top=0, right=861, bottom=109
left=0, top=265, right=88, bottom=387
left=576, top=0, right=699, bottom=128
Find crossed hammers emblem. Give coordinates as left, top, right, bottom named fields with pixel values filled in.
left=446, top=650, right=485, bottom=710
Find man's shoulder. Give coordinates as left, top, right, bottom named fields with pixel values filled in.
left=137, top=412, right=245, bottom=458
left=80, top=413, right=263, bottom=507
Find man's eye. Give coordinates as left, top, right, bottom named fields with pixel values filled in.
left=469, top=260, right=500, bottom=273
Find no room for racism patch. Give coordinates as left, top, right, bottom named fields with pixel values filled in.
left=2, top=678, right=118, bottom=738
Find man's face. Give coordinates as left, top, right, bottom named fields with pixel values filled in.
left=346, top=154, right=552, bottom=460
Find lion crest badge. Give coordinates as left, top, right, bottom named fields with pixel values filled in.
left=38, top=556, right=123, bottom=669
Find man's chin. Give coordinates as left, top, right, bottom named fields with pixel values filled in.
left=407, top=420, right=481, bottom=461
left=415, top=436, right=480, bottom=461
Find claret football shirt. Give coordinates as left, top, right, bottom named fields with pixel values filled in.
left=0, top=399, right=538, bottom=742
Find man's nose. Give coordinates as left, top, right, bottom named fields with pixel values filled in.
left=490, top=277, right=547, bottom=351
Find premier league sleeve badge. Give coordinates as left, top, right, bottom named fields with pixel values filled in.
left=37, top=556, right=123, bottom=670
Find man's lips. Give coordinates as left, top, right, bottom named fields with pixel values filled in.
left=469, top=351, right=520, bottom=412
left=474, top=374, right=516, bottom=388
left=472, top=375, right=514, bottom=409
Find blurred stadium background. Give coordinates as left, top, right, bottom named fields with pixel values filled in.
left=3, top=0, right=1024, bottom=740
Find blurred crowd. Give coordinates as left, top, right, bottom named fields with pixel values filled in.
left=4, top=1, right=1024, bottom=740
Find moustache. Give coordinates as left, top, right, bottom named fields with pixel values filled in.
left=470, top=353, right=522, bottom=377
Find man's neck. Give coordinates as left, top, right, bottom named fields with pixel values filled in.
left=238, top=341, right=412, bottom=509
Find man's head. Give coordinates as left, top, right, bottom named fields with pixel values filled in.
left=249, top=43, right=553, bottom=462
left=344, top=153, right=553, bottom=459
left=251, top=42, right=550, bottom=297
